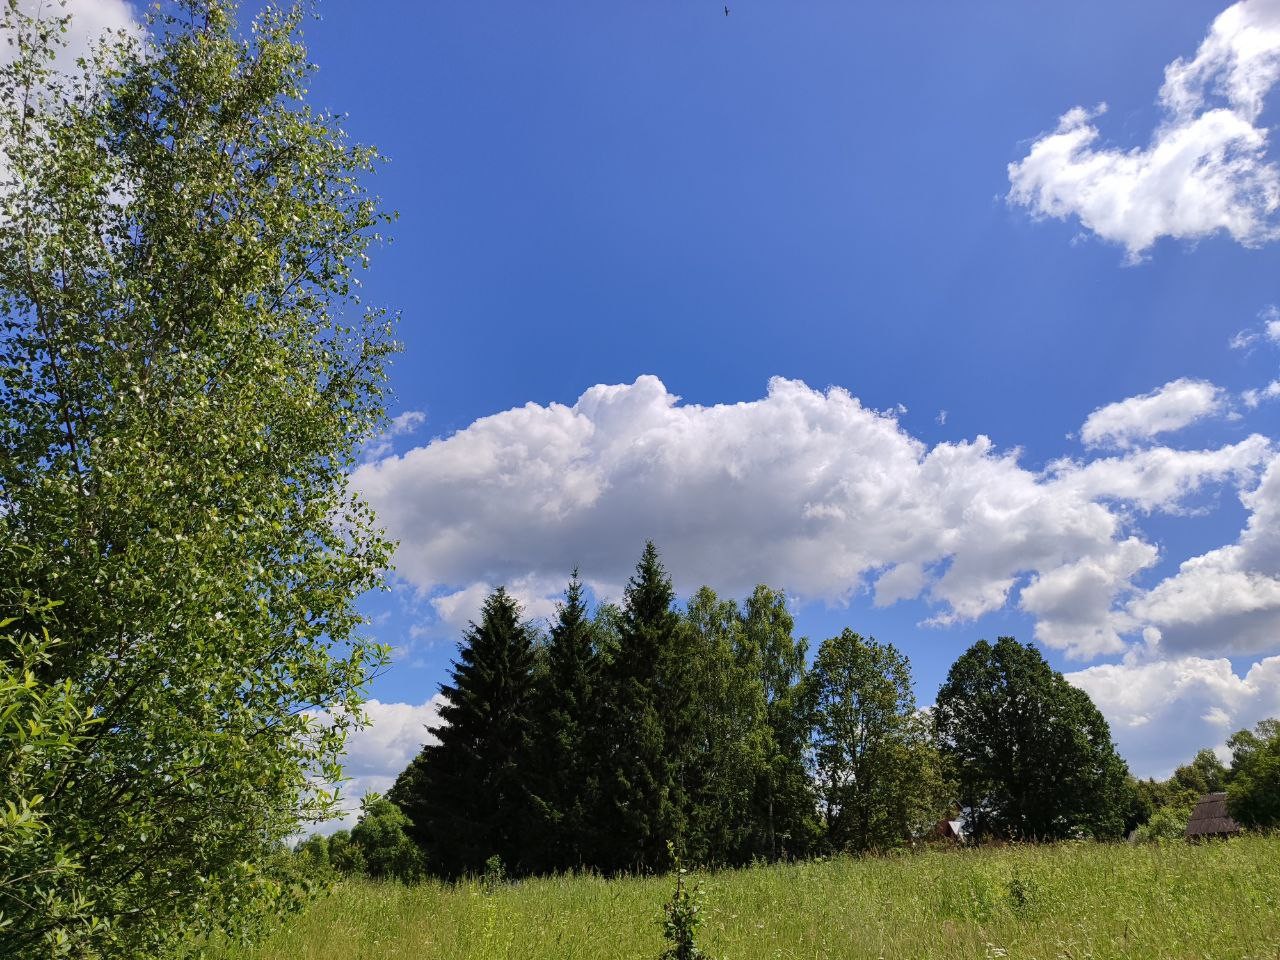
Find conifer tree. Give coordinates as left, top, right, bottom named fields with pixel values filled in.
left=597, top=542, right=683, bottom=873
left=390, top=588, right=539, bottom=878
left=530, top=571, right=601, bottom=872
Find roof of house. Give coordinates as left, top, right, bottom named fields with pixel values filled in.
left=1185, top=792, right=1242, bottom=839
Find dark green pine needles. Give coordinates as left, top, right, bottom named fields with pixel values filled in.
left=391, top=588, right=541, bottom=878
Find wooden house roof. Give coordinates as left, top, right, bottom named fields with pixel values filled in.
left=1185, top=792, right=1241, bottom=839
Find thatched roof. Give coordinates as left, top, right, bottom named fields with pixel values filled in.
left=1185, top=792, right=1241, bottom=839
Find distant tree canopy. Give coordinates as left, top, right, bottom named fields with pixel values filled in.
left=379, top=545, right=1147, bottom=879
left=933, top=637, right=1132, bottom=841
left=306, top=542, right=1280, bottom=879
left=1227, top=718, right=1280, bottom=830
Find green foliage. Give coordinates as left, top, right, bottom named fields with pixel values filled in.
left=0, top=0, right=395, bottom=954
left=529, top=571, right=603, bottom=872
left=805, top=629, right=948, bottom=852
left=934, top=637, right=1131, bottom=841
left=597, top=541, right=685, bottom=873
left=659, top=844, right=704, bottom=960
left=1174, top=748, right=1229, bottom=795
left=350, top=795, right=424, bottom=882
left=1227, top=717, right=1280, bottom=829
left=327, top=831, right=367, bottom=877
left=737, top=585, right=819, bottom=860
left=1131, top=805, right=1191, bottom=843
left=0, top=602, right=102, bottom=953
left=391, top=588, right=540, bottom=878
left=294, top=835, right=333, bottom=876
left=675, top=586, right=771, bottom=867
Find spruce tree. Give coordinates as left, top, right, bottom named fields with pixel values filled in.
left=598, top=542, right=683, bottom=873
left=391, top=588, right=540, bottom=878
left=530, top=571, right=601, bottom=872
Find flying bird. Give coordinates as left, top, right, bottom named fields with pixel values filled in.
left=725, top=5, right=730, bottom=15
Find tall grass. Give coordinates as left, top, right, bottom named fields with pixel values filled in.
left=213, top=835, right=1280, bottom=960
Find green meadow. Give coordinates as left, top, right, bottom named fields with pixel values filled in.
left=215, top=835, right=1280, bottom=960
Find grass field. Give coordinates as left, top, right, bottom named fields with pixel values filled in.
left=214, top=836, right=1280, bottom=960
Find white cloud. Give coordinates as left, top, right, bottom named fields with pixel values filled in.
left=315, top=697, right=444, bottom=833
left=1009, top=0, right=1280, bottom=260
left=1243, top=379, right=1280, bottom=406
left=1020, top=539, right=1157, bottom=658
left=429, top=574, right=561, bottom=636
left=1079, top=378, right=1225, bottom=448
left=2, top=0, right=136, bottom=63
left=1052, top=436, right=1271, bottom=511
left=1231, top=328, right=1259, bottom=349
left=362, top=409, right=427, bottom=461
left=1068, top=654, right=1280, bottom=777
left=1129, top=451, right=1280, bottom=656
left=354, top=375, right=1273, bottom=661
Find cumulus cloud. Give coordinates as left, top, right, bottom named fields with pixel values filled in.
left=1079, top=378, right=1226, bottom=449
left=1068, top=654, right=1280, bottom=777
left=0, top=1, right=137, bottom=75
left=1130, top=452, right=1280, bottom=656
left=430, top=574, right=562, bottom=635
left=318, top=697, right=443, bottom=832
left=362, top=409, right=427, bottom=461
left=1052, top=436, right=1270, bottom=510
left=1243, top=379, right=1280, bottom=406
left=353, top=375, right=1273, bottom=661
left=1009, top=0, right=1280, bottom=260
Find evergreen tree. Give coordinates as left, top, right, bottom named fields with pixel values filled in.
left=739, top=585, right=819, bottom=860
left=934, top=636, right=1131, bottom=841
left=391, top=588, right=539, bottom=878
left=530, top=571, right=601, bottom=872
left=806, top=630, right=946, bottom=852
left=597, top=542, right=683, bottom=873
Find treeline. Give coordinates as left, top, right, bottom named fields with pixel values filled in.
left=1130, top=721, right=1280, bottom=841
left=314, top=543, right=1148, bottom=881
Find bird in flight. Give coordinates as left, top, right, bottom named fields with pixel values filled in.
left=724, top=5, right=730, bottom=15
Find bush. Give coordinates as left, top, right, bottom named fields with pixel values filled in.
left=350, top=797, right=425, bottom=882
left=1132, top=806, right=1190, bottom=843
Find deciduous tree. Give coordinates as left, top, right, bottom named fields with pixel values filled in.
left=806, top=630, right=945, bottom=852
left=0, top=1, right=395, bottom=954
left=1227, top=718, right=1280, bottom=829
left=933, top=637, right=1131, bottom=841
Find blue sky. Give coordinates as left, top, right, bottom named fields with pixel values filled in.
left=71, top=0, right=1280, bottom=813
left=300, top=0, right=1280, bottom=805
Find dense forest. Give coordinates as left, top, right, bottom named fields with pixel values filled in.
left=297, top=543, right=1140, bottom=881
